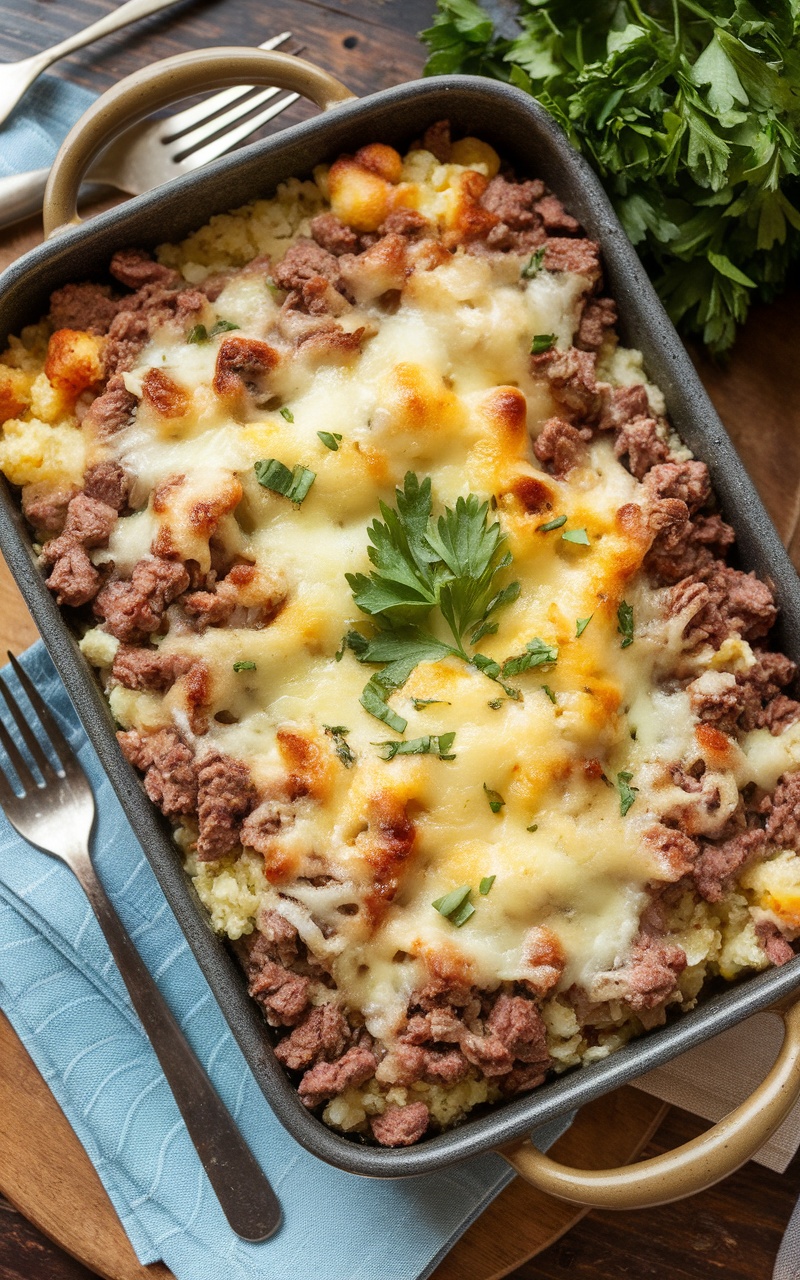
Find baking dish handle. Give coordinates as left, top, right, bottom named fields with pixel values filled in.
left=500, top=997, right=800, bottom=1209
left=43, top=48, right=357, bottom=239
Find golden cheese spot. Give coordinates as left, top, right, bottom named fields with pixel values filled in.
left=44, top=329, right=103, bottom=398
left=277, top=726, right=335, bottom=802
left=442, top=170, right=495, bottom=243
left=354, top=143, right=403, bottom=185
left=328, top=157, right=394, bottom=232
left=377, top=362, right=463, bottom=438
left=188, top=476, right=243, bottom=535
left=479, top=385, right=528, bottom=449
left=142, top=368, right=190, bottom=418
left=449, top=137, right=501, bottom=178
left=695, top=721, right=735, bottom=768
left=0, top=365, right=30, bottom=422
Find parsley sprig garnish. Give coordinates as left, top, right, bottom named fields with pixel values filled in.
left=345, top=473, right=520, bottom=727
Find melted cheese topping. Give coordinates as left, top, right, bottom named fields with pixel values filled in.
left=94, top=207, right=692, bottom=1038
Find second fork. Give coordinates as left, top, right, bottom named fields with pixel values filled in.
left=0, top=32, right=300, bottom=231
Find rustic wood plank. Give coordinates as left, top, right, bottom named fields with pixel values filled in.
left=0, top=1013, right=172, bottom=1280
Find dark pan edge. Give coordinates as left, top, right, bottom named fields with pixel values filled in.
left=2, top=74, right=800, bottom=1178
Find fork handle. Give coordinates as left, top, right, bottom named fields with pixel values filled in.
left=31, top=0, right=184, bottom=70
left=71, top=852, right=282, bottom=1242
left=0, top=170, right=111, bottom=233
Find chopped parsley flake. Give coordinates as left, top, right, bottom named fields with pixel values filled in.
left=232, top=660, right=256, bottom=672
left=542, top=684, right=557, bottom=704
left=521, top=247, right=545, bottom=279
left=279, top=406, right=294, bottom=423
left=502, top=637, right=558, bottom=678
left=562, top=527, right=590, bottom=546
left=187, top=324, right=208, bottom=344
left=484, top=783, right=505, bottom=814
left=323, top=724, right=355, bottom=768
left=531, top=333, right=557, bottom=354
left=210, top=319, right=239, bottom=335
left=411, top=698, right=450, bottom=709
left=318, top=431, right=342, bottom=451
left=488, top=697, right=504, bottom=710
left=576, top=615, right=593, bottom=637
left=527, top=823, right=539, bottom=832
left=537, top=514, right=567, bottom=532
left=617, top=770, right=639, bottom=816
left=360, top=678, right=407, bottom=734
left=479, top=875, right=496, bottom=895
left=432, top=884, right=474, bottom=927
left=254, top=458, right=316, bottom=505
left=375, top=732, right=456, bottom=761
left=618, top=600, right=634, bottom=648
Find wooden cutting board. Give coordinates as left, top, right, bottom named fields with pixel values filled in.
left=1, top=190, right=800, bottom=1280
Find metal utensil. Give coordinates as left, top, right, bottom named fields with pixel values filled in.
left=0, top=0, right=185, bottom=130
left=0, top=32, right=301, bottom=231
left=0, top=652, right=282, bottom=1242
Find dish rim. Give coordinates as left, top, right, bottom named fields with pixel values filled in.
left=1, top=72, right=800, bottom=1178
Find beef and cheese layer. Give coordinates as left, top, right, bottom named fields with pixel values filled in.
left=2, top=122, right=799, bottom=1149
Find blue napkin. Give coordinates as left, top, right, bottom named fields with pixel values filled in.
left=0, top=644, right=573, bottom=1280
left=0, top=73, right=96, bottom=176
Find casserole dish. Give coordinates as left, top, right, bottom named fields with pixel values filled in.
left=2, top=47, right=800, bottom=1205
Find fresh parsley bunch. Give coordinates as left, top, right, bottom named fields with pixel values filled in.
left=421, top=0, right=800, bottom=353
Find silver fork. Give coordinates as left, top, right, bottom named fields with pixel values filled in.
left=0, top=31, right=302, bottom=231
left=0, top=651, right=282, bottom=1242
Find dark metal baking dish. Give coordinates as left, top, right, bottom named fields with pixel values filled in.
left=2, top=48, right=800, bottom=1202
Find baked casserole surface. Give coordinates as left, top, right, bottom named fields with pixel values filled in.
left=2, top=122, right=800, bottom=1149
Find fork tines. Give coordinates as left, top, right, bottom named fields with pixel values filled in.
left=0, top=653, right=73, bottom=796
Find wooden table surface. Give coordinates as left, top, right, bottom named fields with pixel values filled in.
left=1, top=0, right=800, bottom=1277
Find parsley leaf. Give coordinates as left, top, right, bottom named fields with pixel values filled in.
left=254, top=459, right=315, bottom=505
left=422, top=0, right=800, bottom=353
left=530, top=333, right=557, bottom=354
left=432, top=884, right=474, bottom=927
left=576, top=615, right=593, bottom=636
left=521, top=247, right=545, bottom=278
left=210, top=319, right=239, bottom=335
left=375, top=732, right=456, bottom=760
left=318, top=431, right=342, bottom=450
left=502, top=637, right=558, bottom=678
left=232, top=660, right=256, bottom=672
left=562, top=527, right=590, bottom=546
left=280, top=406, right=294, bottom=423
left=484, top=783, right=505, bottom=813
left=479, top=874, right=496, bottom=895
left=187, top=324, right=208, bottom=344
left=323, top=724, right=355, bottom=768
left=617, top=770, right=639, bottom=817
left=537, top=514, right=566, bottom=532
left=617, top=600, right=635, bottom=648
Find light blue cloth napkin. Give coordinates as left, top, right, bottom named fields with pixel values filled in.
left=0, top=73, right=96, bottom=176
left=0, top=643, right=573, bottom=1280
